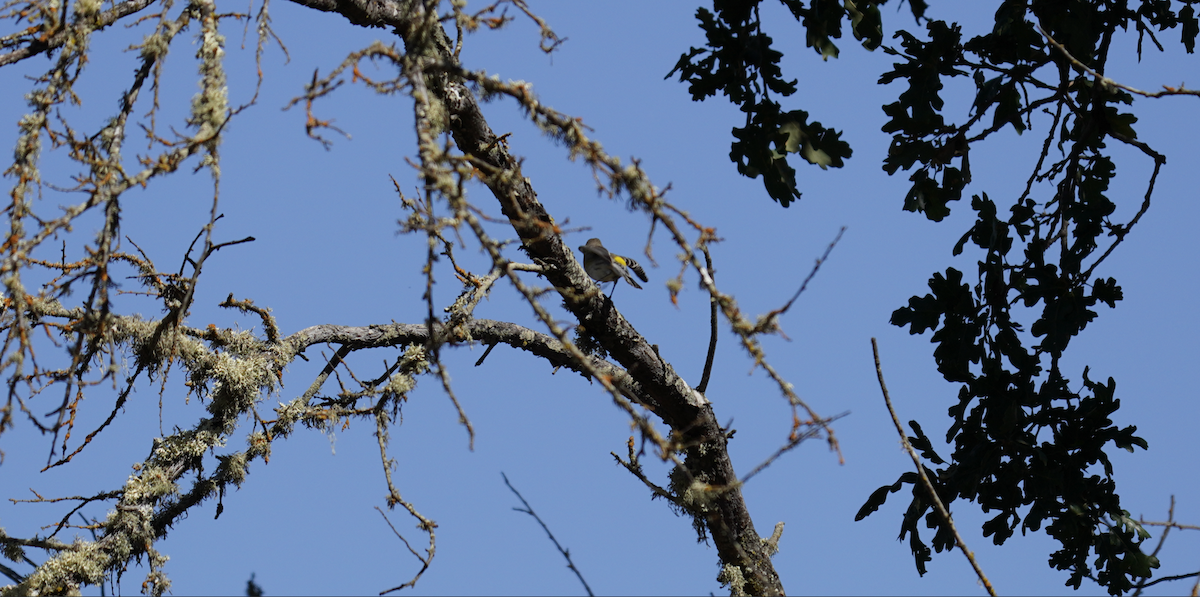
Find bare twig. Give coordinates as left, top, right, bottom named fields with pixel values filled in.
left=0, top=0, right=158, bottom=67
left=871, top=338, right=995, bottom=596
left=612, top=437, right=674, bottom=502
left=740, top=411, right=848, bottom=484
left=777, top=226, right=845, bottom=315
left=472, top=342, right=497, bottom=366
left=502, top=472, right=593, bottom=597
left=750, top=226, right=846, bottom=341
left=1133, top=495, right=1200, bottom=596
left=1036, top=23, right=1200, bottom=99
left=374, top=506, right=433, bottom=596
left=1131, top=571, right=1200, bottom=591
left=694, top=244, right=717, bottom=393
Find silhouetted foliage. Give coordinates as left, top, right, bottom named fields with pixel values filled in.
left=675, top=0, right=1196, bottom=594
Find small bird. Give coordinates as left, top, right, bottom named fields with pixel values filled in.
left=578, top=238, right=649, bottom=296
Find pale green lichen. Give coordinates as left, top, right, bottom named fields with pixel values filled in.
left=188, top=0, right=228, bottom=147
left=143, top=567, right=171, bottom=596
left=387, top=371, right=416, bottom=396
left=217, top=450, right=249, bottom=487
left=139, top=32, right=170, bottom=61
left=272, top=397, right=309, bottom=434
left=678, top=478, right=714, bottom=514
left=102, top=525, right=133, bottom=564
left=23, top=539, right=109, bottom=594
left=151, top=427, right=225, bottom=464
left=399, top=344, right=430, bottom=373
left=204, top=349, right=277, bottom=421
left=122, top=465, right=179, bottom=503
left=73, top=0, right=101, bottom=17
left=762, top=521, right=784, bottom=557
left=245, top=431, right=271, bottom=462
left=0, top=528, right=25, bottom=563
left=717, top=563, right=747, bottom=596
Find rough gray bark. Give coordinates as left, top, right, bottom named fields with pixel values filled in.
left=0, top=1, right=795, bottom=594
left=278, top=0, right=786, bottom=593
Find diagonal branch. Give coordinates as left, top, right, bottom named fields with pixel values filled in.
left=1036, top=23, right=1200, bottom=99
left=274, top=1, right=788, bottom=593
left=249, top=1, right=796, bottom=592
left=871, top=338, right=995, bottom=596
left=285, top=318, right=650, bottom=403
left=502, top=472, right=594, bottom=597
left=0, top=0, right=158, bottom=67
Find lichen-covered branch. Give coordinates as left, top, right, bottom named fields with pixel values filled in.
left=0, top=0, right=840, bottom=594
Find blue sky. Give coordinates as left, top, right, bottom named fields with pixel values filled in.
left=2, top=2, right=1198, bottom=595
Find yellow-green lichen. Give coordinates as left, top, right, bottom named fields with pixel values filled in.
left=717, top=563, right=747, bottom=596
left=73, top=0, right=101, bottom=17
left=387, top=371, right=416, bottom=396
left=122, top=465, right=179, bottom=503
left=0, top=528, right=26, bottom=564
left=23, top=540, right=109, bottom=594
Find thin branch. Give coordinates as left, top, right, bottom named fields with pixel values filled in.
left=740, top=411, right=848, bottom=485
left=0, top=561, right=25, bottom=584
left=1133, top=495, right=1176, bottom=596
left=502, top=472, right=594, bottom=597
left=779, top=226, right=845, bottom=314
left=1139, top=520, right=1200, bottom=532
left=374, top=506, right=433, bottom=596
left=374, top=393, right=435, bottom=594
left=0, top=0, right=157, bottom=67
left=871, top=338, right=995, bottom=596
left=1132, top=571, right=1200, bottom=591
left=751, top=226, right=846, bottom=340
left=694, top=244, right=717, bottom=394
left=1080, top=152, right=1162, bottom=282
left=472, top=342, right=497, bottom=366
left=612, top=437, right=675, bottom=502
left=1036, top=23, right=1200, bottom=99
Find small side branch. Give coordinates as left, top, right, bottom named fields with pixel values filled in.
left=1133, top=496, right=1200, bottom=595
left=612, top=437, right=674, bottom=502
left=695, top=245, right=717, bottom=394
left=741, top=411, right=848, bottom=485
left=502, top=472, right=594, bottom=597
left=777, top=226, right=846, bottom=316
left=749, top=226, right=845, bottom=340
left=871, top=338, right=995, bottom=596
left=374, top=506, right=434, bottom=595
left=1036, top=23, right=1200, bottom=99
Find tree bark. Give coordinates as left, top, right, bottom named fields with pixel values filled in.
left=292, top=1, right=787, bottom=593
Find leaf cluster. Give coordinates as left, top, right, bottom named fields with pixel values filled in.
left=673, top=0, right=1198, bottom=594
left=857, top=1, right=1193, bottom=593
left=665, top=0, right=914, bottom=205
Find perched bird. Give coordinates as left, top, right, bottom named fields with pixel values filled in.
left=578, top=238, right=648, bottom=296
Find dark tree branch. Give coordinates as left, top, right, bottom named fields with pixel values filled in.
left=871, top=338, right=995, bottom=596
left=284, top=318, right=648, bottom=402
left=271, top=1, right=785, bottom=592
left=502, top=472, right=594, bottom=597
left=694, top=244, right=717, bottom=394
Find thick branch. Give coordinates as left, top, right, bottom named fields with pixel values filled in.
left=284, top=319, right=647, bottom=402
left=412, top=27, right=782, bottom=597
left=276, top=2, right=785, bottom=593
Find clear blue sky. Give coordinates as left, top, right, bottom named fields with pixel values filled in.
left=2, top=2, right=1198, bottom=595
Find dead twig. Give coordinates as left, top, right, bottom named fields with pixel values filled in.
left=502, top=472, right=593, bottom=597
left=871, top=338, right=995, bottom=596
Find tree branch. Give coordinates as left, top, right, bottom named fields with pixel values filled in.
left=271, top=1, right=788, bottom=592
left=284, top=318, right=647, bottom=402
left=0, top=0, right=157, bottom=67
left=871, top=338, right=995, bottom=596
